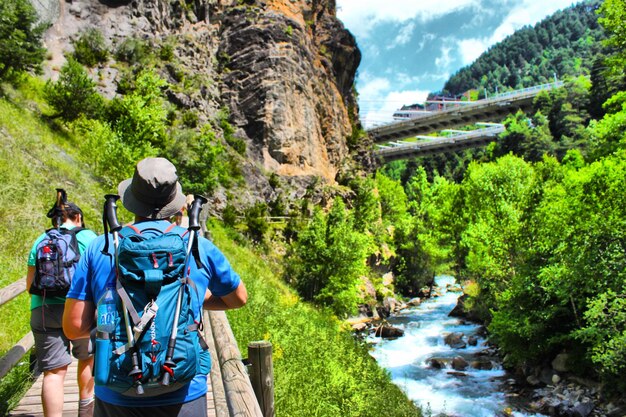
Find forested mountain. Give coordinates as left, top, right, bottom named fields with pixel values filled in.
left=441, top=0, right=606, bottom=97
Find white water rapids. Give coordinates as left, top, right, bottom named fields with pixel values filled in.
left=367, top=276, right=545, bottom=417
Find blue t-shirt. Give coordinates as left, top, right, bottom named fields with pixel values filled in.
left=67, top=220, right=241, bottom=406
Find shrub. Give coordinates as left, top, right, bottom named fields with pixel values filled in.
left=115, top=38, right=148, bottom=64
left=244, top=202, right=269, bottom=243
left=72, top=28, right=109, bottom=67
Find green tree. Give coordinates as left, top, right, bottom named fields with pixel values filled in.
left=495, top=110, right=555, bottom=161
left=287, top=199, right=369, bottom=317
left=349, top=176, right=380, bottom=233
left=599, top=0, right=626, bottom=69
left=0, top=0, right=45, bottom=81
left=460, top=155, right=536, bottom=320
left=375, top=173, right=408, bottom=225
left=44, top=58, right=104, bottom=121
left=168, top=126, right=227, bottom=195
left=107, top=69, right=168, bottom=157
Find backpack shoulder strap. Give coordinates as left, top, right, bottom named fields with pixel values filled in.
left=69, top=227, right=85, bottom=236
left=118, top=224, right=142, bottom=239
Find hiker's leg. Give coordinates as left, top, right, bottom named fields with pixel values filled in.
left=42, top=365, right=68, bottom=417
left=72, top=337, right=95, bottom=399
left=77, top=356, right=94, bottom=397
left=76, top=356, right=95, bottom=417
left=31, top=305, right=72, bottom=417
left=72, top=333, right=95, bottom=417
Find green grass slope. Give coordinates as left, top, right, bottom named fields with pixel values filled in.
left=0, top=79, right=108, bottom=414
left=0, top=80, right=421, bottom=416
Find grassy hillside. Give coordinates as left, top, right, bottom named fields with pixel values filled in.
left=0, top=78, right=113, bottom=414
left=0, top=79, right=421, bottom=416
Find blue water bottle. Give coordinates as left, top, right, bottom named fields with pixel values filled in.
left=95, top=285, right=117, bottom=385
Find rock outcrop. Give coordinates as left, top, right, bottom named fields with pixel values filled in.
left=216, top=0, right=362, bottom=182
left=34, top=0, right=370, bottom=205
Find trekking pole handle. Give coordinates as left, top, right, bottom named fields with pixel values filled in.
left=188, top=195, right=207, bottom=231
left=104, top=194, right=122, bottom=232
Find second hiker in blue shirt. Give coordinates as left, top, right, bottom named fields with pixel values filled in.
left=63, top=157, right=248, bottom=417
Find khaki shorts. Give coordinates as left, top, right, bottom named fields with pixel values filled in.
left=30, top=304, right=92, bottom=372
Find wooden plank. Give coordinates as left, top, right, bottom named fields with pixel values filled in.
left=209, top=311, right=263, bottom=417
left=0, top=332, right=35, bottom=379
left=0, top=278, right=26, bottom=307
left=205, top=311, right=229, bottom=417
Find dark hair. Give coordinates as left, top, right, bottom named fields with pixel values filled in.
left=47, top=202, right=85, bottom=227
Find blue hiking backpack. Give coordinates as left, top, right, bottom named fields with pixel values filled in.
left=94, top=222, right=209, bottom=397
left=30, top=227, right=84, bottom=297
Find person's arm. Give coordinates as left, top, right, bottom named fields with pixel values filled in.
left=26, top=266, right=35, bottom=292
left=203, top=280, right=248, bottom=310
left=63, top=299, right=96, bottom=340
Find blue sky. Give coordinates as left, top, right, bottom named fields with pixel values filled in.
left=336, top=0, right=580, bottom=128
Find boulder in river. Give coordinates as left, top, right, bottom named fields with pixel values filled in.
left=444, top=332, right=467, bottom=349
left=374, top=324, right=404, bottom=339
left=451, top=356, right=469, bottom=371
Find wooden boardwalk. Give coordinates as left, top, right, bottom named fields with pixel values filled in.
left=8, top=359, right=216, bottom=417
left=9, top=354, right=217, bottom=417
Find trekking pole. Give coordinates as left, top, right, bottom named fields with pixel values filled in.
left=54, top=188, right=67, bottom=229
left=161, top=195, right=207, bottom=386
left=103, top=194, right=144, bottom=395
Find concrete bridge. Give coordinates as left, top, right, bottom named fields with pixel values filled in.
left=376, top=124, right=505, bottom=162
left=368, top=81, right=564, bottom=161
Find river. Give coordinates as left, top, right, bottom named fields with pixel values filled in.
left=368, top=275, right=544, bottom=417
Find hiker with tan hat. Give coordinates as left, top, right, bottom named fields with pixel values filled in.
left=62, top=157, right=247, bottom=417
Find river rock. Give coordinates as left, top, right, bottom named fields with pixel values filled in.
left=470, top=358, right=494, bottom=370
left=407, top=297, right=421, bottom=307
left=427, top=357, right=450, bottom=369
left=374, top=325, right=404, bottom=339
left=351, top=322, right=367, bottom=332
left=569, top=401, right=595, bottom=417
left=451, top=356, right=469, bottom=371
left=552, top=352, right=570, bottom=372
left=444, top=332, right=467, bottom=349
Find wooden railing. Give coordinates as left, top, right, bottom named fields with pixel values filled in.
left=0, top=279, right=33, bottom=380
left=0, top=279, right=274, bottom=417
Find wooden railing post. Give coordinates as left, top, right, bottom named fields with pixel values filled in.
left=248, top=341, right=274, bottom=417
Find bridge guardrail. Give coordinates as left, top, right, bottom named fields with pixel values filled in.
left=367, top=81, right=565, bottom=133
left=375, top=125, right=505, bottom=159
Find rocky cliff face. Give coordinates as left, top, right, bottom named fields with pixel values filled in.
left=35, top=0, right=368, bottom=204
left=216, top=0, right=361, bottom=182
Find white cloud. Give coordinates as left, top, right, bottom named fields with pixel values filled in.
left=337, top=0, right=479, bottom=39
left=416, top=33, right=436, bottom=54
left=388, top=22, right=416, bottom=50
left=356, top=74, right=429, bottom=128
left=458, top=37, right=490, bottom=65
left=435, top=45, right=453, bottom=69
left=360, top=89, right=430, bottom=129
